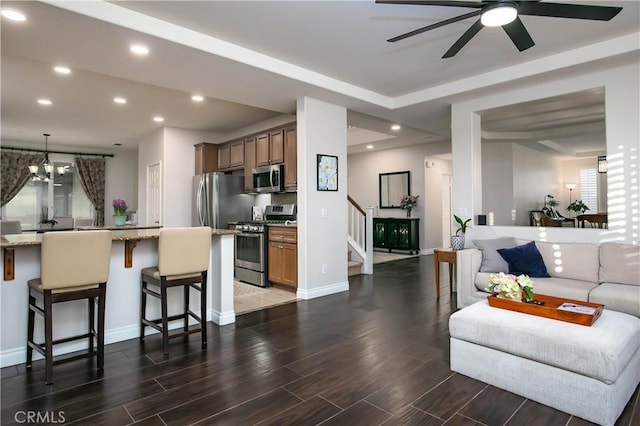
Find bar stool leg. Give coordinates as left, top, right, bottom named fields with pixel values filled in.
left=140, top=277, right=147, bottom=341
left=88, top=296, right=95, bottom=354
left=183, top=285, right=190, bottom=332
left=97, top=284, right=106, bottom=370
left=201, top=271, right=207, bottom=349
left=44, top=290, right=53, bottom=385
left=160, top=278, right=169, bottom=356
left=26, top=291, right=36, bottom=368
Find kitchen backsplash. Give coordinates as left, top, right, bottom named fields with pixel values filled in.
left=272, top=192, right=297, bottom=206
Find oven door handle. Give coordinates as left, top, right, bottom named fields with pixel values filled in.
left=237, top=232, right=263, bottom=238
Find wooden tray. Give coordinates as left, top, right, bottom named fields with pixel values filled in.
left=487, top=293, right=604, bottom=326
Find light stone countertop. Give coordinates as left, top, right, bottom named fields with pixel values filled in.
left=1, top=228, right=239, bottom=248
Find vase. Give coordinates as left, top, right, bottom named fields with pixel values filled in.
left=451, top=235, right=465, bottom=250
left=497, top=288, right=523, bottom=302
left=406, top=209, right=412, bottom=218
left=113, top=215, right=126, bottom=226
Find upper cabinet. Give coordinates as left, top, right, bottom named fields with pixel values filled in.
left=256, top=129, right=284, bottom=166
left=217, top=143, right=230, bottom=170
left=229, top=140, right=245, bottom=168
left=284, top=126, right=297, bottom=191
left=194, top=143, right=218, bottom=175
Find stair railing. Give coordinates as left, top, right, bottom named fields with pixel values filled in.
left=347, top=195, right=373, bottom=274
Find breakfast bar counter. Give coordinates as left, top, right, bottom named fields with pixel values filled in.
left=0, top=228, right=239, bottom=367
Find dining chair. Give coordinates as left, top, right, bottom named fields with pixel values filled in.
left=26, top=230, right=112, bottom=385
left=140, top=227, right=211, bottom=356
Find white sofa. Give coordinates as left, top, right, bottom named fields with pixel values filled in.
left=457, top=240, right=640, bottom=317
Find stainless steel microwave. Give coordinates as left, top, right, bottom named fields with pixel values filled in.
left=252, top=164, right=284, bottom=193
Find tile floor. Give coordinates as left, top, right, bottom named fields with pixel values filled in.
left=234, top=251, right=421, bottom=315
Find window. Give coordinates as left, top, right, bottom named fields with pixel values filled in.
left=1, top=160, right=93, bottom=230
left=579, top=168, right=598, bottom=212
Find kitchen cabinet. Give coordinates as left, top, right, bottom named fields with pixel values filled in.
left=284, top=126, right=297, bottom=191
left=218, top=143, right=230, bottom=169
left=244, top=137, right=256, bottom=192
left=373, top=218, right=420, bottom=254
left=194, top=143, right=218, bottom=174
left=229, top=140, right=245, bottom=168
left=256, top=129, right=284, bottom=166
left=268, top=226, right=297, bottom=289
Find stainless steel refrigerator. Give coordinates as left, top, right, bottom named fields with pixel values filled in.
left=193, top=173, right=254, bottom=228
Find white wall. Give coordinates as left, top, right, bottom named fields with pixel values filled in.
left=105, top=150, right=138, bottom=226
left=482, top=142, right=515, bottom=226
left=452, top=59, right=640, bottom=244
left=137, top=128, right=164, bottom=226
left=296, top=97, right=348, bottom=299
left=347, top=141, right=451, bottom=251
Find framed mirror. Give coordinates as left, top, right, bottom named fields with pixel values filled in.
left=379, top=171, right=410, bottom=208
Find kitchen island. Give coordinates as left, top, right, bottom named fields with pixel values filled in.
left=0, top=228, right=238, bottom=367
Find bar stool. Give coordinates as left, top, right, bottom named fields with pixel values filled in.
left=26, top=230, right=112, bottom=385
left=140, top=227, right=211, bottom=356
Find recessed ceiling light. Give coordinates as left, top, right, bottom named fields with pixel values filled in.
left=130, top=44, right=149, bottom=55
left=1, top=9, right=26, bottom=21
left=366, top=145, right=374, bottom=149
left=391, top=124, right=401, bottom=131
left=113, top=143, right=122, bottom=146
left=191, top=95, right=204, bottom=102
left=37, top=99, right=52, bottom=106
left=113, top=97, right=127, bottom=104
left=153, top=116, right=164, bottom=122
left=54, top=66, right=71, bottom=74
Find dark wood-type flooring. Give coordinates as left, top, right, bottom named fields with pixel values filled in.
left=2, top=255, right=639, bottom=425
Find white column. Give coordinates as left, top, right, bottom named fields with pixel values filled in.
left=209, top=234, right=235, bottom=325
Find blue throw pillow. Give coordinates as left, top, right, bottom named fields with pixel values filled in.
left=497, top=241, right=550, bottom=277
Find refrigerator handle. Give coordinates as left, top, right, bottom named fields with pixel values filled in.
left=197, top=177, right=205, bottom=226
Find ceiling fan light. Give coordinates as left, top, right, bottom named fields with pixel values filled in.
left=481, top=3, right=517, bottom=27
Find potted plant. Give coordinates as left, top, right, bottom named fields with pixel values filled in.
left=112, top=198, right=128, bottom=226
left=567, top=200, right=590, bottom=215
left=451, top=215, right=471, bottom=250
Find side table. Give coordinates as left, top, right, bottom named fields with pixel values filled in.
left=433, top=247, right=457, bottom=299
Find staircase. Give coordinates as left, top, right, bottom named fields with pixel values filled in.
left=347, top=196, right=373, bottom=276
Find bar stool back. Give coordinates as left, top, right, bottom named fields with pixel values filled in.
left=140, top=227, right=211, bottom=356
left=26, top=230, right=112, bottom=385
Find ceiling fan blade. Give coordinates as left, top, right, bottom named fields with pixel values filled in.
left=388, top=10, right=481, bottom=42
left=517, top=2, right=622, bottom=21
left=443, top=19, right=483, bottom=58
left=375, top=1, right=481, bottom=8
left=502, top=17, right=535, bottom=52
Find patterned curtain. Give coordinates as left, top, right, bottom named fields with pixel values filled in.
left=0, top=151, right=45, bottom=207
left=75, top=157, right=106, bottom=226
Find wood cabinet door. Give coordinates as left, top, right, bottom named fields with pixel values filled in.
left=256, top=134, right=270, bottom=166
left=269, top=129, right=284, bottom=164
left=244, top=137, right=256, bottom=192
left=268, top=241, right=284, bottom=283
left=217, top=144, right=230, bottom=169
left=229, top=140, right=245, bottom=167
left=281, top=243, right=298, bottom=287
left=195, top=143, right=218, bottom=174
left=284, top=126, right=297, bottom=190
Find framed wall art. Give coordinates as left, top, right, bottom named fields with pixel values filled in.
left=317, top=154, right=338, bottom=191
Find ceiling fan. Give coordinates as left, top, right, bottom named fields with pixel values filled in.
left=376, top=1, right=623, bottom=58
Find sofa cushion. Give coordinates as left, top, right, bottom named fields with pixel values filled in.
left=475, top=273, right=596, bottom=301
left=535, top=241, right=599, bottom=283
left=590, top=283, right=640, bottom=317
left=472, top=237, right=517, bottom=272
left=449, top=301, right=640, bottom=385
left=498, top=241, right=550, bottom=277
left=599, top=243, right=640, bottom=286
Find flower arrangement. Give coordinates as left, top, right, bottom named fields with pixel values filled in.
left=112, top=198, right=128, bottom=216
left=487, top=272, right=534, bottom=302
left=400, top=194, right=419, bottom=210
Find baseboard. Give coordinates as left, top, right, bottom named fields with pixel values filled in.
left=209, top=309, right=235, bottom=326
left=296, top=281, right=349, bottom=300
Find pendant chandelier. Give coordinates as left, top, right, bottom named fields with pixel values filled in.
left=29, top=133, right=66, bottom=181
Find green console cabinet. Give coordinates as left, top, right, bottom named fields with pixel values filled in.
left=373, top=218, right=420, bottom=254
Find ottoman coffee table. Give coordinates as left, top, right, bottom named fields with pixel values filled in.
left=449, top=299, right=640, bottom=426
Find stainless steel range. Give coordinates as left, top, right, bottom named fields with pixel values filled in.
left=234, top=204, right=296, bottom=287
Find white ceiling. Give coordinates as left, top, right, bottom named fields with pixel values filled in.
left=1, top=0, right=638, bottom=155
